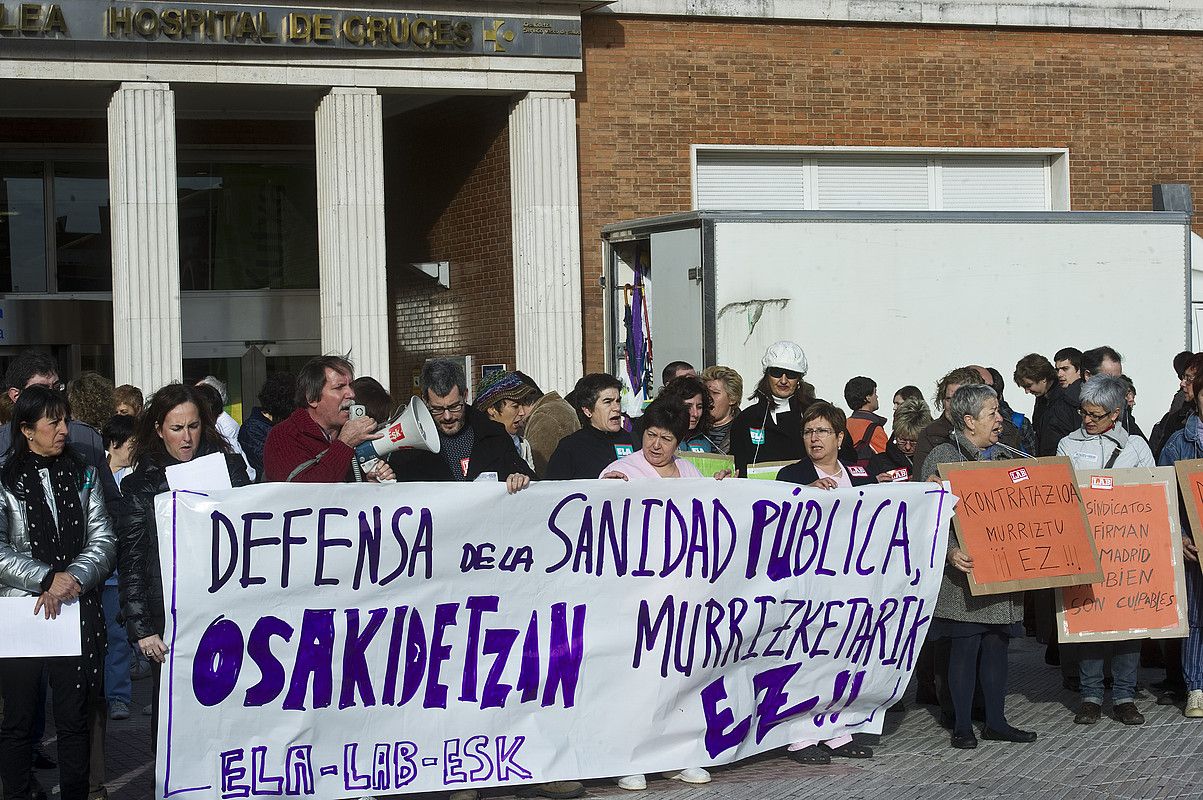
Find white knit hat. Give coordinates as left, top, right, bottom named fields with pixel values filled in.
left=761, top=340, right=807, bottom=376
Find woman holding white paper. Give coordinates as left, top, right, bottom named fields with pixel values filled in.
left=0, top=385, right=115, bottom=800
left=115, top=383, right=249, bottom=748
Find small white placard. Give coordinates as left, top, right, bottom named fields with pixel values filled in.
left=0, top=597, right=81, bottom=657
left=165, top=452, right=232, bottom=492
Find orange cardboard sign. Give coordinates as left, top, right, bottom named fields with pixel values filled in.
left=939, top=457, right=1102, bottom=596
left=1057, top=469, right=1186, bottom=641
left=1174, top=459, right=1203, bottom=543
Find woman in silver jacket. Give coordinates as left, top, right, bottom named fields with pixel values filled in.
left=0, top=385, right=115, bottom=800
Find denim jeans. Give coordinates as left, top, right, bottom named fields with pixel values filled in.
left=1079, top=640, right=1141, bottom=705
left=102, top=584, right=132, bottom=704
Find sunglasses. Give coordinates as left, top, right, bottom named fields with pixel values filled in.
left=767, top=367, right=802, bottom=380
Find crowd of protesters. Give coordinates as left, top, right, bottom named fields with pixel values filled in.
left=2, top=339, right=1203, bottom=800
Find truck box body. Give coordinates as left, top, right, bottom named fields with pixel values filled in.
left=601, top=211, right=1191, bottom=421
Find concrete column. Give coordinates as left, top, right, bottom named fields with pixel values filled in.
left=108, top=82, right=181, bottom=392
left=509, top=91, right=584, bottom=393
left=315, top=87, right=390, bottom=389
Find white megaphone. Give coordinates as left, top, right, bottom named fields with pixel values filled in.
left=354, top=397, right=442, bottom=464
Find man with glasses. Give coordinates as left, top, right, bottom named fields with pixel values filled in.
left=263, top=355, right=393, bottom=483
left=391, top=359, right=535, bottom=491
left=1, top=352, right=118, bottom=511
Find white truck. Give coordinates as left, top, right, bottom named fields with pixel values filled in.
left=600, top=211, right=1192, bottom=419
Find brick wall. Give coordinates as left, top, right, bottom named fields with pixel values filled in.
left=385, top=96, right=514, bottom=398
left=575, top=17, right=1203, bottom=370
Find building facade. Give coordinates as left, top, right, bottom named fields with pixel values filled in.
left=1, top=0, right=1200, bottom=412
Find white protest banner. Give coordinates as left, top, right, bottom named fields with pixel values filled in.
left=155, top=479, right=955, bottom=800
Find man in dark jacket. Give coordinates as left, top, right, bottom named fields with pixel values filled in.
left=912, top=366, right=984, bottom=480
left=1014, top=353, right=1079, bottom=457
left=391, top=358, right=535, bottom=491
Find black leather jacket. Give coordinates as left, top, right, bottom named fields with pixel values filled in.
left=116, top=448, right=249, bottom=643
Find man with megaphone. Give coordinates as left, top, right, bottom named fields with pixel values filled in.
left=263, top=355, right=396, bottom=483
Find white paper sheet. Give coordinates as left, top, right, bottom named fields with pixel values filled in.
left=165, top=452, right=232, bottom=492
left=0, top=597, right=81, bottom=657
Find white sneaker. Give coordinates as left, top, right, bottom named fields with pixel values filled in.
left=1186, top=689, right=1203, bottom=718
left=617, top=774, right=647, bottom=791
left=448, top=792, right=479, bottom=800
left=664, top=767, right=711, bottom=785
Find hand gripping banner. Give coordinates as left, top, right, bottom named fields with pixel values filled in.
left=154, top=479, right=955, bottom=799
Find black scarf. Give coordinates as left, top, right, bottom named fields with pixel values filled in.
left=17, top=451, right=87, bottom=569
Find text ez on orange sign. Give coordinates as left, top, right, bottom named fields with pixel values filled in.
left=939, top=457, right=1102, bottom=596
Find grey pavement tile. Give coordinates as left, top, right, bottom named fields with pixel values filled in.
left=18, top=640, right=1203, bottom=800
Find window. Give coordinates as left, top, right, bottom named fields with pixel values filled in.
left=54, top=162, right=111, bottom=292
left=178, top=162, right=319, bottom=291
left=0, top=162, right=47, bottom=293
left=0, top=156, right=319, bottom=294
left=694, top=148, right=1064, bottom=212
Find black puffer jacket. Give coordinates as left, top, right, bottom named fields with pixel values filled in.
left=117, top=447, right=250, bottom=643
left=868, top=437, right=914, bottom=480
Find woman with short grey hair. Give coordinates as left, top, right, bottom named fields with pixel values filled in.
left=1056, top=374, right=1153, bottom=726
left=922, top=384, right=1038, bottom=751
left=1057, top=375, right=1154, bottom=471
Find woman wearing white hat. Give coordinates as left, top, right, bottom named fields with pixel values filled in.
left=729, top=341, right=815, bottom=476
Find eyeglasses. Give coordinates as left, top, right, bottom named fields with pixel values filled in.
left=1079, top=408, right=1112, bottom=422
left=896, top=437, right=918, bottom=447
left=429, top=402, right=465, bottom=416
left=803, top=427, right=835, bottom=438
left=767, top=367, right=802, bottom=380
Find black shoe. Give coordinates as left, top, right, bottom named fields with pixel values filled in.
left=1158, top=690, right=1186, bottom=706
left=981, top=726, right=1038, bottom=743
left=950, top=731, right=978, bottom=749
left=1073, top=702, right=1102, bottom=724
left=887, top=700, right=906, bottom=714
left=937, top=712, right=954, bottom=730
left=1045, top=642, right=1060, bottom=666
left=1152, top=677, right=1185, bottom=692
left=1114, top=702, right=1145, bottom=726
left=787, top=744, right=831, bottom=765
left=32, top=748, right=56, bottom=770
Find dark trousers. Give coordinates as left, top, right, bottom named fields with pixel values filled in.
left=150, top=661, right=162, bottom=753
left=88, top=695, right=106, bottom=793
left=0, top=657, right=95, bottom=800
left=947, top=630, right=1009, bottom=736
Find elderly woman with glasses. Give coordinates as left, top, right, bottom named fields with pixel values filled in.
left=922, top=384, right=1037, bottom=751
left=1057, top=374, right=1155, bottom=470
left=1055, top=375, right=1154, bottom=726
left=869, top=398, right=932, bottom=482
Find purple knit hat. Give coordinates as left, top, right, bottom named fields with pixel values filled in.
left=476, top=371, right=534, bottom=409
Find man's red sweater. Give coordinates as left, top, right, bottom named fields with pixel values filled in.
left=264, top=408, right=355, bottom=482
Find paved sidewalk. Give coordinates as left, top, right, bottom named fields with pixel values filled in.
left=41, top=637, right=1203, bottom=799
